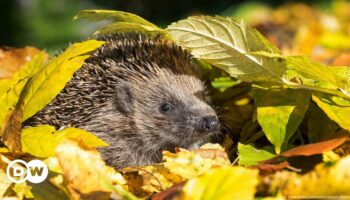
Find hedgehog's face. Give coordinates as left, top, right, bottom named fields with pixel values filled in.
left=125, top=71, right=220, bottom=148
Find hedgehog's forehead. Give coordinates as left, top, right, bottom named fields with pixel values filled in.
left=149, top=70, right=204, bottom=96
left=127, top=67, right=204, bottom=98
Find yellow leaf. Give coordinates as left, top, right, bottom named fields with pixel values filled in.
left=74, top=10, right=167, bottom=37
left=94, top=22, right=168, bottom=36
left=21, top=125, right=108, bottom=157
left=0, top=52, right=46, bottom=132
left=74, top=10, right=157, bottom=28
left=183, top=167, right=259, bottom=200
left=122, top=165, right=183, bottom=197
left=1, top=75, right=34, bottom=152
left=22, top=40, right=105, bottom=121
left=163, top=143, right=230, bottom=179
left=271, top=155, right=350, bottom=196
left=55, top=140, right=137, bottom=200
left=0, top=169, right=12, bottom=197
left=12, top=183, right=34, bottom=199
left=253, top=87, right=310, bottom=153
left=312, top=92, right=350, bottom=132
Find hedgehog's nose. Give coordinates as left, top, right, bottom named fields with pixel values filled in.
left=202, top=116, right=219, bottom=132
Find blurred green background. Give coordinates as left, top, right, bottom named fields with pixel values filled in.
left=0, top=0, right=333, bottom=52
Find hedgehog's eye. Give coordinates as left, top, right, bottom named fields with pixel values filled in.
left=160, top=103, right=173, bottom=113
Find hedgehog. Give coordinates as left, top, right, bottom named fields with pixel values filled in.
left=24, top=33, right=220, bottom=169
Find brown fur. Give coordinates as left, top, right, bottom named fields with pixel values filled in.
left=24, top=33, right=219, bottom=169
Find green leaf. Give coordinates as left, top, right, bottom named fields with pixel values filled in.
left=238, top=143, right=276, bottom=166
left=21, top=125, right=108, bottom=157
left=0, top=53, right=46, bottom=131
left=183, top=167, right=258, bottom=200
left=168, top=16, right=350, bottom=100
left=250, top=52, right=350, bottom=99
left=253, top=87, right=310, bottom=153
left=312, top=92, right=350, bottom=132
left=74, top=10, right=166, bottom=37
left=211, top=77, right=239, bottom=92
left=167, top=16, right=285, bottom=83
left=94, top=22, right=167, bottom=36
left=285, top=56, right=349, bottom=98
left=74, top=10, right=157, bottom=28
left=21, top=40, right=105, bottom=121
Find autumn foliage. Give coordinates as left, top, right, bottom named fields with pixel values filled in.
left=0, top=2, right=350, bottom=200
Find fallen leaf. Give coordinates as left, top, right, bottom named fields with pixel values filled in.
left=21, top=40, right=105, bottom=121
left=269, top=155, right=350, bottom=196
left=55, top=140, right=137, bottom=200
left=22, top=125, right=108, bottom=157
left=281, top=135, right=348, bottom=157
left=0, top=53, right=46, bottom=134
left=163, top=144, right=230, bottom=179
left=0, top=47, right=43, bottom=79
left=263, top=135, right=348, bottom=164
left=121, top=165, right=183, bottom=197
left=0, top=169, right=12, bottom=197
left=0, top=78, right=32, bottom=152
left=151, top=183, right=185, bottom=200
left=183, top=167, right=259, bottom=200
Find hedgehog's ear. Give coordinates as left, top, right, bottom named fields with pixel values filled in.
left=115, top=81, right=133, bottom=115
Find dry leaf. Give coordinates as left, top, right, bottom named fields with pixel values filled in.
left=0, top=47, right=43, bottom=80
left=55, top=140, right=112, bottom=200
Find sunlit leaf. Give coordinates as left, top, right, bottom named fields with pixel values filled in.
left=55, top=140, right=138, bottom=200
left=312, top=92, right=350, bottom=132
left=250, top=52, right=350, bottom=99
left=74, top=10, right=157, bottom=28
left=0, top=169, right=11, bottom=197
left=253, top=87, right=310, bottom=153
left=21, top=125, right=108, bottom=157
left=94, top=22, right=167, bottom=36
left=22, top=40, right=105, bottom=121
left=183, top=167, right=258, bottom=200
left=12, top=182, right=34, bottom=199
left=1, top=78, right=32, bottom=152
left=284, top=56, right=349, bottom=97
left=163, top=144, right=230, bottom=179
left=168, top=16, right=350, bottom=100
left=211, top=77, right=239, bottom=92
left=167, top=16, right=285, bottom=83
left=271, top=155, right=350, bottom=196
left=122, top=165, right=183, bottom=197
left=238, top=143, right=276, bottom=166
left=74, top=10, right=166, bottom=36
left=0, top=53, right=46, bottom=132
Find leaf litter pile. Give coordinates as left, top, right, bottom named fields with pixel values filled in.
left=1, top=2, right=350, bottom=200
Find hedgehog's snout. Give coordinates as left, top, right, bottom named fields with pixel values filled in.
left=201, top=116, right=220, bottom=132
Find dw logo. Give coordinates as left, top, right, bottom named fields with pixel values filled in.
left=6, top=159, right=48, bottom=184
